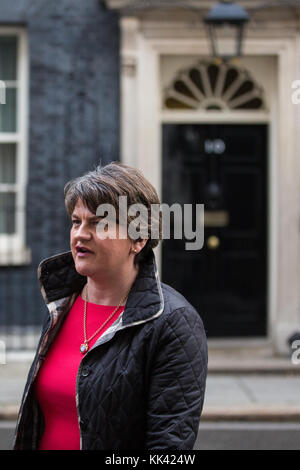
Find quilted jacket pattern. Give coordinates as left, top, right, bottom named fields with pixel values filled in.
left=13, top=250, right=208, bottom=450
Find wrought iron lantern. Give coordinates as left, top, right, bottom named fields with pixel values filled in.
left=204, top=1, right=249, bottom=61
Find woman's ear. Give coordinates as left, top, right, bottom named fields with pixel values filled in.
left=131, top=239, right=147, bottom=254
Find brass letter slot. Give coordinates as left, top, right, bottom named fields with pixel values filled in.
left=204, top=210, right=229, bottom=227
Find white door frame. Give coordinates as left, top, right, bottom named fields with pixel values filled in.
left=121, top=18, right=300, bottom=354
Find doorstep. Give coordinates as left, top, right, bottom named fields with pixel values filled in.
left=201, top=405, right=300, bottom=422
left=207, top=340, right=299, bottom=374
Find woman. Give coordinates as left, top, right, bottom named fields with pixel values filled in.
left=13, top=162, right=208, bottom=450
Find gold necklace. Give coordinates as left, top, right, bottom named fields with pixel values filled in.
left=80, top=284, right=129, bottom=354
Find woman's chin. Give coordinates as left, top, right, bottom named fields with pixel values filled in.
left=74, top=258, right=93, bottom=277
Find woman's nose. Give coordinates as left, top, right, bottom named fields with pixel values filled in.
left=74, top=223, right=92, bottom=240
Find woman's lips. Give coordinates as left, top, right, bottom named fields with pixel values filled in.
left=77, top=251, right=93, bottom=257
left=75, top=246, right=94, bottom=257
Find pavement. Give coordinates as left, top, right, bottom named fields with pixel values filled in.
left=203, top=344, right=300, bottom=423
left=1, top=345, right=300, bottom=449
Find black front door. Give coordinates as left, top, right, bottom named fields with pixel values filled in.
left=162, top=124, right=268, bottom=337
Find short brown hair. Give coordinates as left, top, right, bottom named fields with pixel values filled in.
left=64, top=161, right=162, bottom=264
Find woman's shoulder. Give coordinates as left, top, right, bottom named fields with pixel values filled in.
left=152, top=282, right=207, bottom=349
left=159, top=282, right=202, bottom=324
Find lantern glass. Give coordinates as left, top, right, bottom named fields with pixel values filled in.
left=207, top=21, right=245, bottom=60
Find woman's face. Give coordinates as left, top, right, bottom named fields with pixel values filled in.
left=70, top=198, right=135, bottom=278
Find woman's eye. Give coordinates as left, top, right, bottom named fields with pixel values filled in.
left=72, top=220, right=80, bottom=225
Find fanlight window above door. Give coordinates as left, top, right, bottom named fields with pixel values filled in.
left=163, top=61, right=266, bottom=111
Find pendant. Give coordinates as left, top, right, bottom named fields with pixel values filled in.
left=80, top=342, right=88, bottom=354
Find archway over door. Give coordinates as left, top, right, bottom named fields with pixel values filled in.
left=163, top=60, right=266, bottom=111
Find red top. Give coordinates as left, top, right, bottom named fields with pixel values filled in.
left=35, top=292, right=124, bottom=450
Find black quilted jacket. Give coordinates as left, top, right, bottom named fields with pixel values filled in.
left=13, top=249, right=207, bottom=450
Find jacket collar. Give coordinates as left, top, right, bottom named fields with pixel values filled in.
left=37, top=249, right=164, bottom=326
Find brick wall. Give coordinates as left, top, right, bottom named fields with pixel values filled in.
left=0, top=0, right=120, bottom=343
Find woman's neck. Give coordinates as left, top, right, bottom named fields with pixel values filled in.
left=83, top=263, right=139, bottom=306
